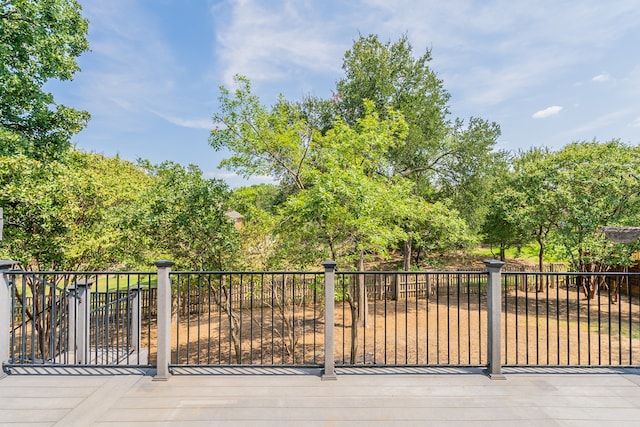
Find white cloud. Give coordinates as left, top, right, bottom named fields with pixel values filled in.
left=362, top=1, right=639, bottom=110
left=632, top=117, right=640, bottom=128
left=211, top=0, right=640, bottom=112
left=532, top=106, right=563, bottom=119
left=152, top=111, right=213, bottom=130
left=592, top=73, right=611, bottom=82
left=214, top=0, right=346, bottom=88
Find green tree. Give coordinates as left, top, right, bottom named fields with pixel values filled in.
left=0, top=151, right=152, bottom=270
left=334, top=34, right=499, bottom=265
left=279, top=104, right=419, bottom=361
left=210, top=76, right=318, bottom=191
left=280, top=104, right=411, bottom=268
left=549, top=142, right=640, bottom=276
left=489, top=148, right=558, bottom=271
left=229, top=184, right=283, bottom=269
left=481, top=153, right=526, bottom=260
left=0, top=0, right=89, bottom=160
left=62, top=151, right=153, bottom=269
left=408, top=201, right=475, bottom=268
left=336, top=34, right=449, bottom=138
left=136, top=161, right=240, bottom=271
left=0, top=154, right=68, bottom=269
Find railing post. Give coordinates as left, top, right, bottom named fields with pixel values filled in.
left=322, top=260, right=337, bottom=381
left=69, top=280, right=93, bottom=364
left=484, top=259, right=505, bottom=380
left=0, top=260, right=18, bottom=377
left=130, top=286, right=141, bottom=354
left=68, top=288, right=77, bottom=363
left=154, top=260, right=174, bottom=381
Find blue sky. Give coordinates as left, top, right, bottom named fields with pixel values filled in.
left=47, top=0, right=640, bottom=187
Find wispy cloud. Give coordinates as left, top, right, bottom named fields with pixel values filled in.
left=212, top=0, right=640, bottom=111
left=152, top=111, right=213, bottom=130
left=533, top=106, right=563, bottom=119
left=592, top=73, right=611, bottom=82
left=73, top=2, right=180, bottom=130
left=57, top=0, right=639, bottom=184
left=356, top=1, right=639, bottom=110
left=560, top=108, right=633, bottom=137
left=213, top=0, right=346, bottom=88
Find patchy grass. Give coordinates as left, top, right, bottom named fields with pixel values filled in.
left=93, top=273, right=157, bottom=292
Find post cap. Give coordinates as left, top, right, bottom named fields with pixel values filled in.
left=68, top=279, right=95, bottom=291
left=321, top=260, right=337, bottom=270
left=0, top=260, right=18, bottom=270
left=483, top=259, right=505, bottom=270
left=154, top=260, right=175, bottom=268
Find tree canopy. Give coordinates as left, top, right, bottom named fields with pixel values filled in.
left=2, top=24, right=639, bottom=277
left=484, top=141, right=640, bottom=274
left=0, top=0, right=90, bottom=160
left=210, top=35, right=500, bottom=270
left=133, top=161, right=240, bottom=271
left=0, top=151, right=152, bottom=270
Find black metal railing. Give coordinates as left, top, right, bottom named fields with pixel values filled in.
left=169, top=272, right=325, bottom=367
left=5, top=267, right=639, bottom=372
left=6, top=271, right=155, bottom=367
left=8, top=272, right=73, bottom=365
left=335, top=271, right=489, bottom=366
left=502, top=271, right=640, bottom=366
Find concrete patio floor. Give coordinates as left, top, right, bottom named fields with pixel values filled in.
left=1, top=367, right=640, bottom=426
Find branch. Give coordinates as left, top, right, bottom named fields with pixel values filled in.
left=398, top=149, right=457, bottom=178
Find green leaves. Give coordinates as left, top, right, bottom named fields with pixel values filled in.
left=208, top=35, right=492, bottom=270
left=1, top=0, right=89, bottom=160
left=0, top=151, right=153, bottom=270
left=135, top=162, right=240, bottom=271
left=487, top=141, right=640, bottom=270
left=210, top=76, right=316, bottom=190
left=548, top=141, right=640, bottom=269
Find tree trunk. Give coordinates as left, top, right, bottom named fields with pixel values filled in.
left=213, top=277, right=242, bottom=364
left=357, top=251, right=368, bottom=328
left=348, top=251, right=369, bottom=363
left=402, top=237, right=412, bottom=271
left=536, top=228, right=545, bottom=291
left=348, top=294, right=359, bottom=364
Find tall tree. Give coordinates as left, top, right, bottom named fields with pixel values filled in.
left=210, top=76, right=318, bottom=191
left=228, top=184, right=283, bottom=270
left=279, top=103, right=422, bottom=361
left=334, top=34, right=499, bottom=265
left=279, top=103, right=412, bottom=268
left=0, top=0, right=89, bottom=160
left=490, top=148, right=559, bottom=271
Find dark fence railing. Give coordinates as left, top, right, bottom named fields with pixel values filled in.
left=169, top=272, right=325, bottom=367
left=3, top=265, right=639, bottom=374
left=5, top=271, right=155, bottom=367
left=335, top=271, right=489, bottom=366
left=502, top=271, right=640, bottom=367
